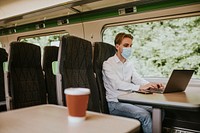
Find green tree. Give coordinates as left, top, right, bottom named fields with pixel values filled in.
left=103, top=16, right=200, bottom=79
left=20, top=33, right=67, bottom=57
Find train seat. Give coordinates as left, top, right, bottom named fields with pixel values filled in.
left=43, top=46, right=59, bottom=104
left=7, top=42, right=46, bottom=109
left=0, top=48, right=8, bottom=111
left=57, top=35, right=100, bottom=112
left=93, top=42, right=116, bottom=114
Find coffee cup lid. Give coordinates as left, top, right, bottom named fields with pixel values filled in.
left=64, top=88, right=90, bottom=95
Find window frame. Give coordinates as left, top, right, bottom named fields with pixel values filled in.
left=101, top=9, right=200, bottom=83
left=17, top=30, right=67, bottom=41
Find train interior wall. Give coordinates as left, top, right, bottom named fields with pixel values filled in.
left=0, top=3, right=200, bottom=132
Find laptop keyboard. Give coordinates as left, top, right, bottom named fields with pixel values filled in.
left=146, top=88, right=164, bottom=93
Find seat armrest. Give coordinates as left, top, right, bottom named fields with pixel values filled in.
left=3, top=61, right=12, bottom=110
left=3, top=62, right=8, bottom=72
left=52, top=61, right=59, bottom=75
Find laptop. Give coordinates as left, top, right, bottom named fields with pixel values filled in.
left=140, top=70, right=194, bottom=94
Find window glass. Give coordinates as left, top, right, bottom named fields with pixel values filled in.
left=20, top=33, right=68, bottom=56
left=103, top=16, right=200, bottom=79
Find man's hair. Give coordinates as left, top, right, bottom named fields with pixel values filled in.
left=114, top=33, right=133, bottom=46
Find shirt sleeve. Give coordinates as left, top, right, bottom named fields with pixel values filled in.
left=131, top=66, right=149, bottom=85
left=103, top=61, right=141, bottom=92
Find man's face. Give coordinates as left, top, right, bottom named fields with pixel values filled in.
left=116, top=37, right=132, bottom=55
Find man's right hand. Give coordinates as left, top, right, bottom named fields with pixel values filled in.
left=139, top=83, right=164, bottom=91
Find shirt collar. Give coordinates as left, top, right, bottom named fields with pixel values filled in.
left=114, top=54, right=129, bottom=63
left=114, top=54, right=120, bottom=63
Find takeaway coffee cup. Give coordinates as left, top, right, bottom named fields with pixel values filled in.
left=64, top=88, right=90, bottom=123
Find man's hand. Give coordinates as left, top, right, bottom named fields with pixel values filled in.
left=139, top=83, right=164, bottom=91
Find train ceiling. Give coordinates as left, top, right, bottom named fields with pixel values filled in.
left=0, top=0, right=168, bottom=30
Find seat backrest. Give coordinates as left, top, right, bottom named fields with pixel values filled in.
left=59, top=35, right=100, bottom=112
left=0, top=48, right=8, bottom=102
left=93, top=42, right=116, bottom=114
left=8, top=42, right=46, bottom=109
left=43, top=46, right=59, bottom=104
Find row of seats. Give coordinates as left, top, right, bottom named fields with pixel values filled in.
left=0, top=35, right=116, bottom=113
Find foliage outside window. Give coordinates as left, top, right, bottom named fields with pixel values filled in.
left=20, top=33, right=68, bottom=56
left=103, top=16, right=200, bottom=79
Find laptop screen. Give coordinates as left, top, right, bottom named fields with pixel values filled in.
left=163, top=70, right=194, bottom=93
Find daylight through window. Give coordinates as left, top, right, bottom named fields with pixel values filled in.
left=103, top=16, right=200, bottom=79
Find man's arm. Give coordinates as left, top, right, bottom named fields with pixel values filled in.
left=130, top=67, right=164, bottom=91
left=102, top=62, right=140, bottom=92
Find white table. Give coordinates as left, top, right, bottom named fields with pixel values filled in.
left=0, top=104, right=140, bottom=133
left=118, top=87, right=200, bottom=133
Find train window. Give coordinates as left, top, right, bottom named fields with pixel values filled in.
left=0, top=42, right=2, bottom=48
left=19, top=32, right=68, bottom=56
left=103, top=16, right=200, bottom=79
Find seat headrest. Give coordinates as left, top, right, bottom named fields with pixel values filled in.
left=43, top=46, right=59, bottom=70
left=0, top=48, right=8, bottom=62
left=93, top=42, right=116, bottom=71
left=9, top=42, right=41, bottom=68
left=61, top=35, right=91, bottom=48
left=59, top=35, right=92, bottom=69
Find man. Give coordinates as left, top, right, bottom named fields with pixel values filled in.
left=102, top=32, right=163, bottom=133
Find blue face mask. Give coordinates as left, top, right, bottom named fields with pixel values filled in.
left=122, top=47, right=132, bottom=59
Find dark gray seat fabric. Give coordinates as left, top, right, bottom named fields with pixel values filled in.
left=93, top=42, right=116, bottom=114
left=8, top=42, right=46, bottom=109
left=43, top=46, right=59, bottom=104
left=0, top=48, right=8, bottom=111
left=59, top=35, right=100, bottom=112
